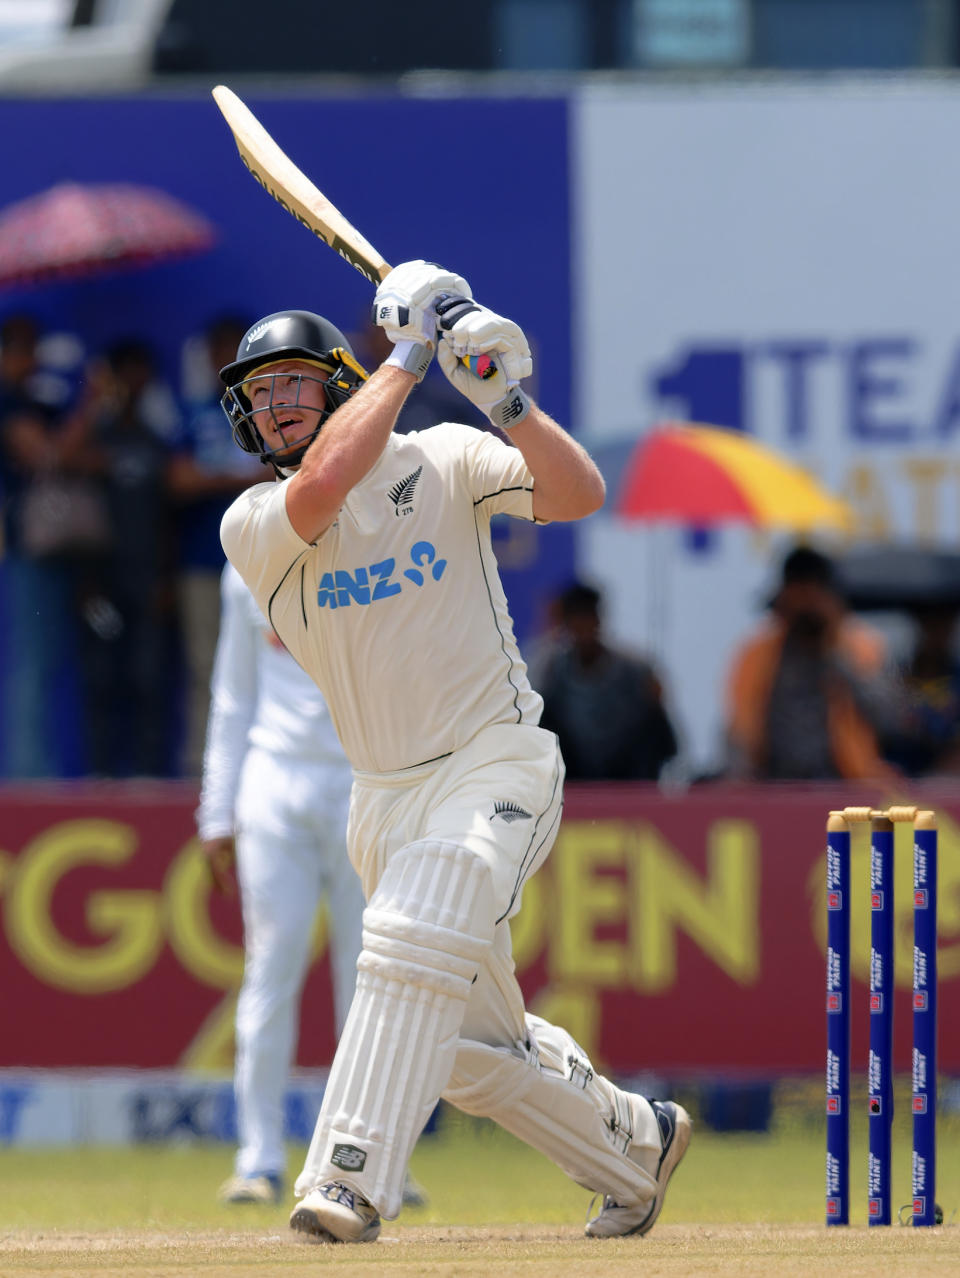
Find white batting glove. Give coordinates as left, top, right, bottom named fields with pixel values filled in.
left=436, top=295, right=533, bottom=430
left=373, top=260, right=472, bottom=347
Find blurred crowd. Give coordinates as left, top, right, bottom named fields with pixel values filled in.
left=0, top=311, right=259, bottom=778
left=527, top=548, right=960, bottom=789
left=3, top=313, right=960, bottom=785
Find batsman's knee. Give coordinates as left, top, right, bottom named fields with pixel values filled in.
left=445, top=1038, right=534, bottom=1114
left=361, top=840, right=496, bottom=991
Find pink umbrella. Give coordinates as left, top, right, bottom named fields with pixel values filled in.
left=0, top=182, right=217, bottom=288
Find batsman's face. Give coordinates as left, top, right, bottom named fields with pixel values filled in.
left=244, top=359, right=329, bottom=458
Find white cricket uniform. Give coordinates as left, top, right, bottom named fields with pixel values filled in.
left=222, top=423, right=544, bottom=773
left=221, top=421, right=663, bottom=1219
left=197, top=562, right=361, bottom=1182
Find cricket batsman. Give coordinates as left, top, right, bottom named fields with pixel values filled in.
left=218, top=259, right=691, bottom=1243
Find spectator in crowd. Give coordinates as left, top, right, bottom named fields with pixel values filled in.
left=201, top=563, right=427, bottom=1210
left=74, top=339, right=179, bottom=776
left=723, top=544, right=902, bottom=782
left=884, top=603, right=960, bottom=777
left=0, top=313, right=90, bottom=776
left=169, top=316, right=261, bottom=777
left=532, top=580, right=679, bottom=781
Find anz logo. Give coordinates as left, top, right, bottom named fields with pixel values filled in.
left=317, top=540, right=447, bottom=609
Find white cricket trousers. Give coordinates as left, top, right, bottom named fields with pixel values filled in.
left=233, top=744, right=362, bottom=1179
left=297, top=722, right=664, bottom=1217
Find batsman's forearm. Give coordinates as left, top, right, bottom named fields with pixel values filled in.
left=509, top=405, right=606, bottom=522
left=286, top=365, right=414, bottom=541
left=306, top=364, right=412, bottom=482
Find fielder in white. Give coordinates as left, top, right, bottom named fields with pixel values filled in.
left=217, top=260, right=692, bottom=1243
left=197, top=560, right=360, bottom=1204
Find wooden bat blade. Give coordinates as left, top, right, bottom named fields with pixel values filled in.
left=212, top=87, right=495, bottom=382
left=212, top=85, right=390, bottom=285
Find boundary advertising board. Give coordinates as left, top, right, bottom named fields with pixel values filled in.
left=2, top=782, right=956, bottom=1079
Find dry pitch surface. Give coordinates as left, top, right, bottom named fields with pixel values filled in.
left=2, top=1109, right=957, bottom=1276
left=4, top=1224, right=959, bottom=1278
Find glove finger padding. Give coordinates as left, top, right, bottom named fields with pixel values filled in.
left=374, top=260, right=472, bottom=347
left=435, top=293, right=481, bottom=331
left=382, top=260, right=472, bottom=305
left=436, top=296, right=533, bottom=385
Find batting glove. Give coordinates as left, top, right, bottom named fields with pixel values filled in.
left=436, top=295, right=533, bottom=430
left=373, top=260, right=472, bottom=348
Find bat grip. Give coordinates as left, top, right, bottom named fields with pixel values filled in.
left=463, top=354, right=497, bottom=380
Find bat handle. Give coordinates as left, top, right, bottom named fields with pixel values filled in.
left=463, top=354, right=497, bottom=381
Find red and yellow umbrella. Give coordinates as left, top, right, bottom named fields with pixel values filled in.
left=616, top=421, right=853, bottom=534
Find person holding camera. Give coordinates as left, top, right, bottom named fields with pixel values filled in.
left=723, top=545, right=902, bottom=782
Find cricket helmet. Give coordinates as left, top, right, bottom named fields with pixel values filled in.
left=219, top=310, right=368, bottom=468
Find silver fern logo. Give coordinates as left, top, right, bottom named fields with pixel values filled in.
left=388, top=465, right=423, bottom=517
left=491, top=801, right=532, bottom=823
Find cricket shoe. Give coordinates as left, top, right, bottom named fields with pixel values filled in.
left=289, top=1180, right=381, bottom=1243
left=585, top=1099, right=692, bottom=1238
left=401, top=1171, right=429, bottom=1208
left=217, top=1172, right=283, bottom=1205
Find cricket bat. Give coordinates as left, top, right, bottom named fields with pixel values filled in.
left=211, top=86, right=493, bottom=378
left=212, top=85, right=390, bottom=285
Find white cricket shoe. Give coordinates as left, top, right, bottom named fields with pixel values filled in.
left=585, top=1099, right=692, bottom=1239
left=217, top=1172, right=283, bottom=1205
left=289, top=1180, right=381, bottom=1244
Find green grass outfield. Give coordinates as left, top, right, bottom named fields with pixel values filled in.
left=1, top=1103, right=958, bottom=1275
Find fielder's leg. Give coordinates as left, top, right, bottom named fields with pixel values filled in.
left=231, top=838, right=317, bottom=1186
left=219, top=755, right=321, bottom=1204
left=291, top=840, right=495, bottom=1239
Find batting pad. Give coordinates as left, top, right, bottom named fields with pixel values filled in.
left=295, top=840, right=495, bottom=1217
left=443, top=1015, right=661, bottom=1206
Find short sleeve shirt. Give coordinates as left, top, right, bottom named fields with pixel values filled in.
left=221, top=423, right=544, bottom=772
